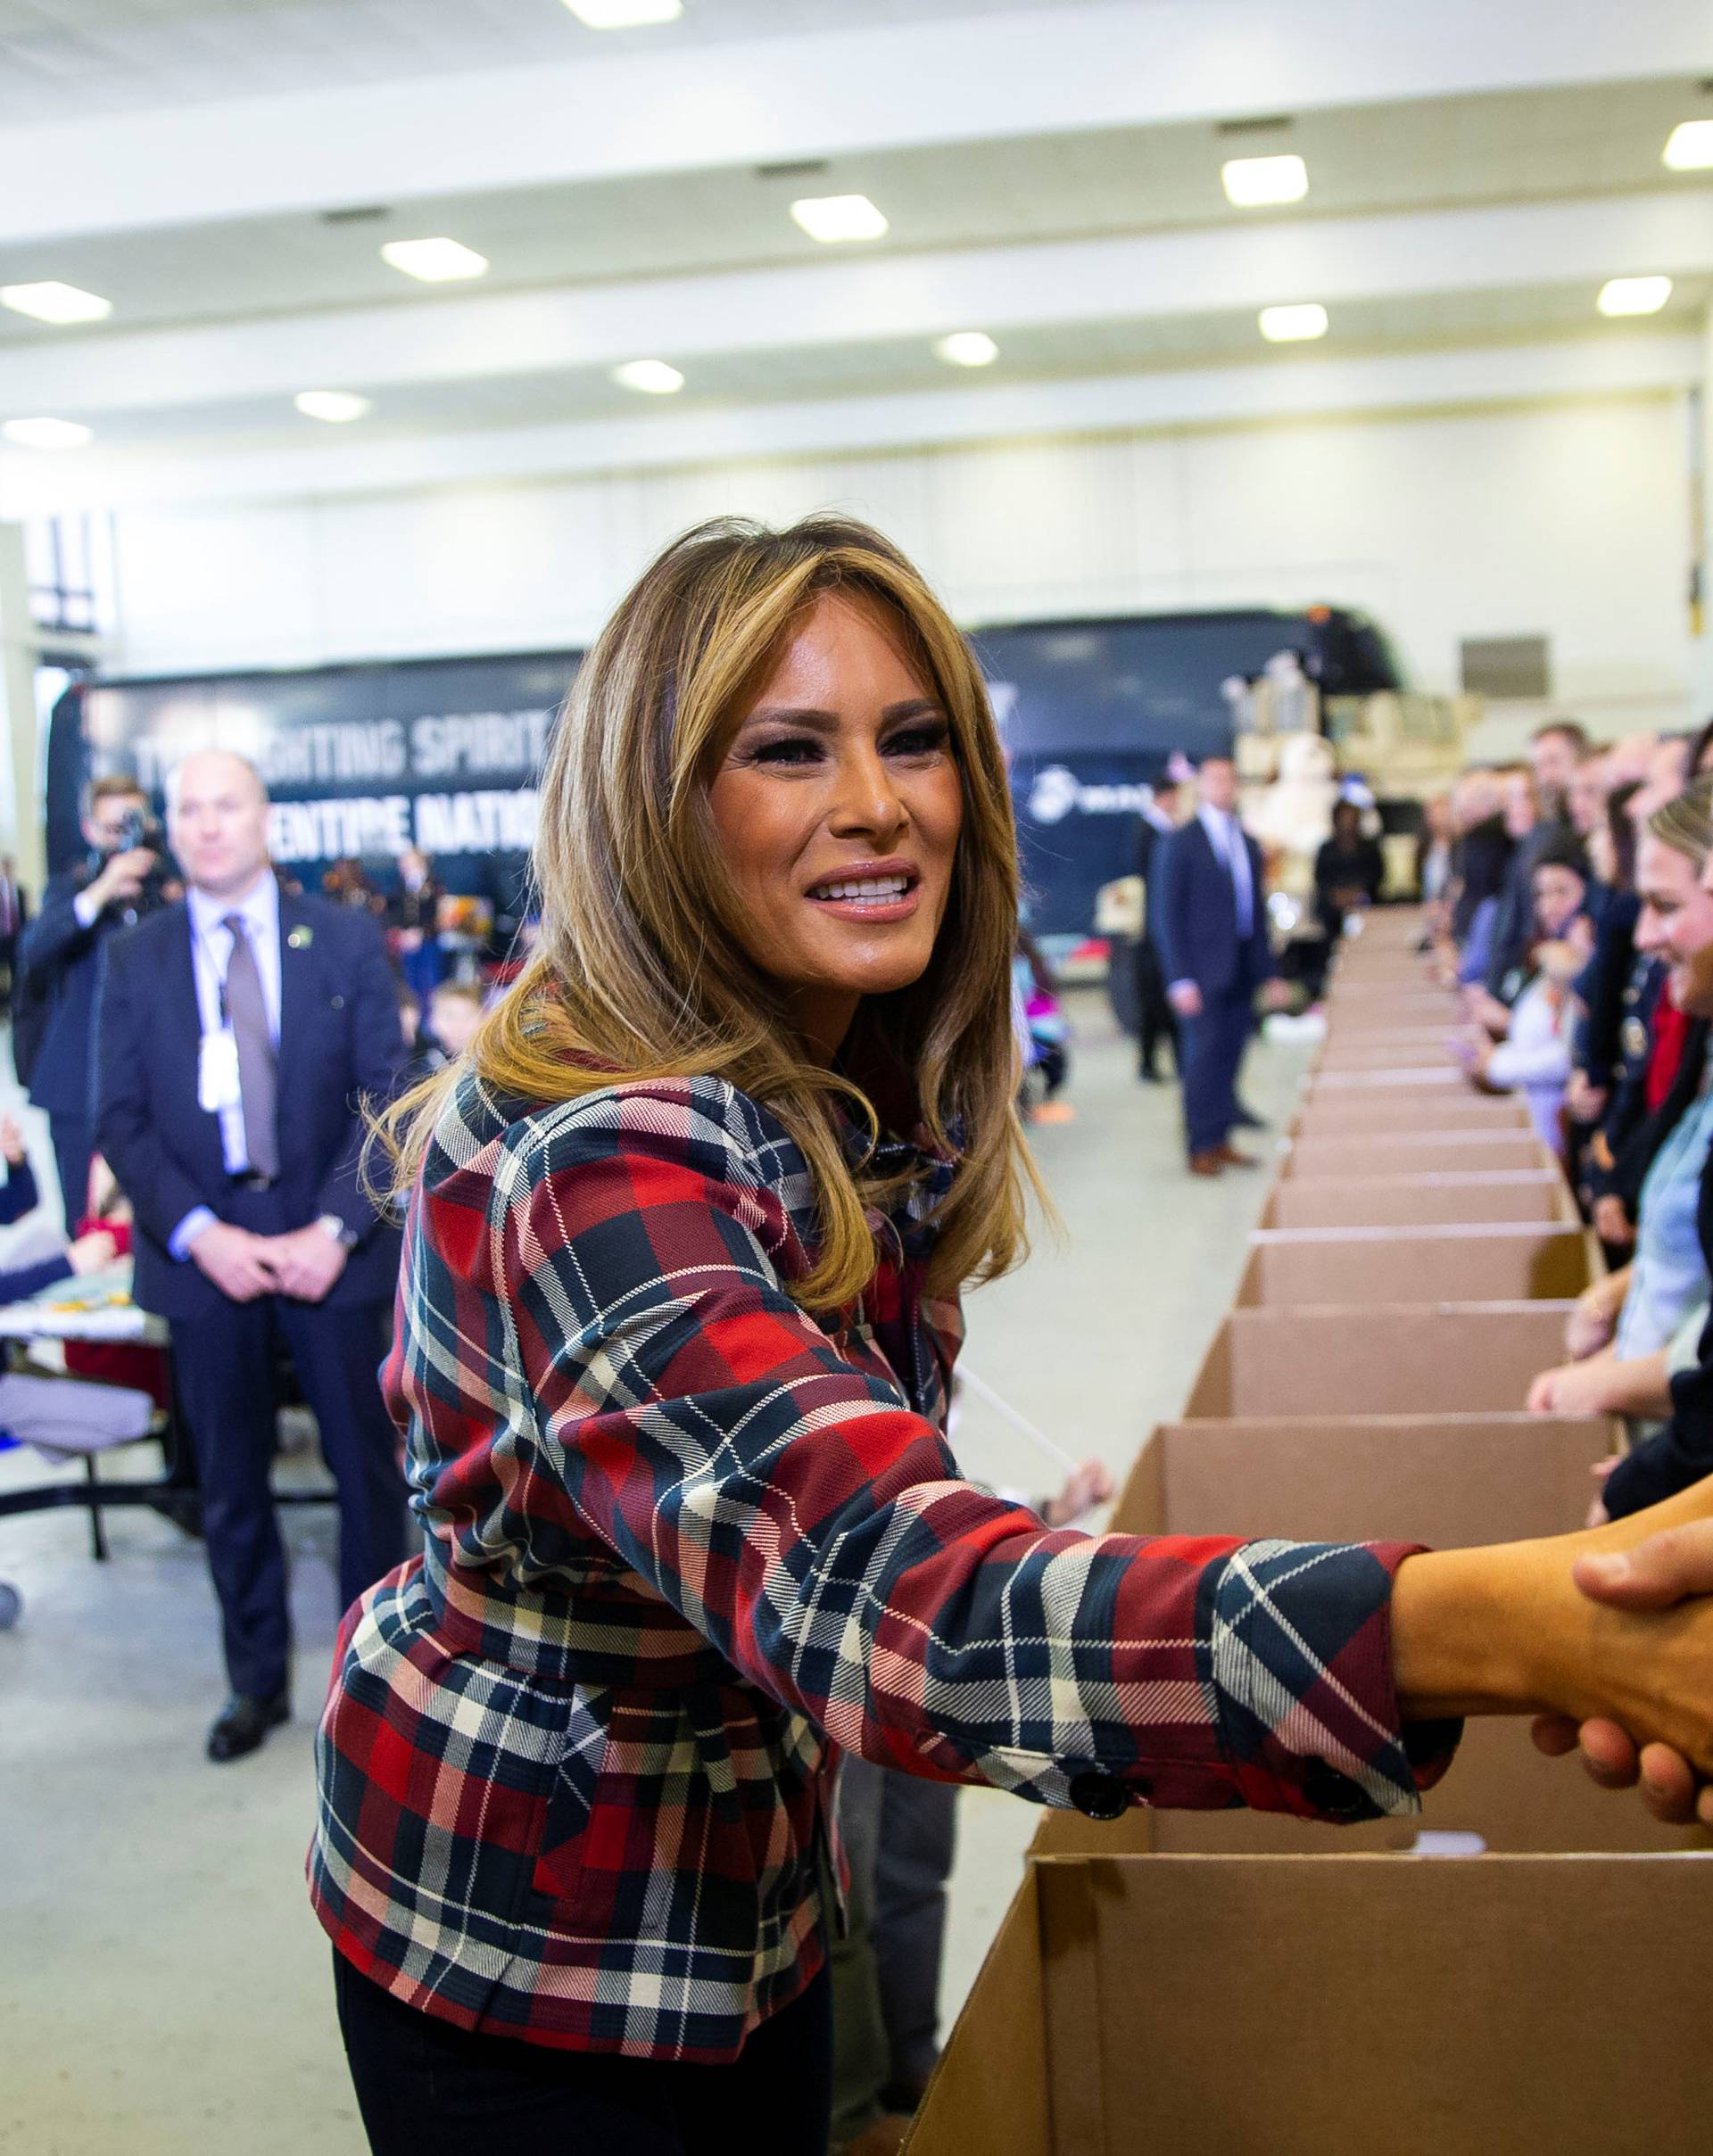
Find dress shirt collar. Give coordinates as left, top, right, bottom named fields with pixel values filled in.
left=187, top=867, right=278, bottom=946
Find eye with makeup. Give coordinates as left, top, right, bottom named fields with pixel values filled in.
left=741, top=716, right=951, bottom=769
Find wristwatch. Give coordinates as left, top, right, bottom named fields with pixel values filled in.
left=315, top=1213, right=360, bottom=1250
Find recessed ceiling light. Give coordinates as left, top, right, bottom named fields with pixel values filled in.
left=380, top=237, right=489, bottom=283
left=294, top=390, right=372, bottom=423
left=563, top=0, right=682, bottom=22
left=1222, top=154, right=1309, bottom=208
left=933, top=331, right=999, bottom=368
left=1, top=281, right=112, bottom=325
left=1259, top=302, right=1328, bottom=343
left=790, top=194, right=889, bottom=244
left=1597, top=275, right=1673, bottom=317
left=1664, top=120, right=1713, bottom=170
left=3, top=416, right=93, bottom=450
left=611, top=359, right=685, bottom=395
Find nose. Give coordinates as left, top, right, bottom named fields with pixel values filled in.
left=827, top=738, right=906, bottom=845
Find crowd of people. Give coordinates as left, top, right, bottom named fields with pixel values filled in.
left=8, top=518, right=1713, bottom=2154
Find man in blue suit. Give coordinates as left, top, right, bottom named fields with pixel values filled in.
left=19, top=773, right=168, bottom=1224
left=96, top=751, right=410, bottom=1762
left=1154, top=750, right=1283, bottom=1177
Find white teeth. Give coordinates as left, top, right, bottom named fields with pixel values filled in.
left=812, top=875, right=909, bottom=901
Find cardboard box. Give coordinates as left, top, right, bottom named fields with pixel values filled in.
left=907, top=1854, right=1713, bottom=2156
left=1064, top=1412, right=1698, bottom=1856
left=1284, top=1127, right=1551, bottom=1177
left=1316, top=1031, right=1458, bottom=1071
left=1183, top=1302, right=1573, bottom=1417
left=1261, top=1169, right=1575, bottom=1229
left=1236, top=1222, right=1594, bottom=1306
left=1293, top=1087, right=1530, bottom=1135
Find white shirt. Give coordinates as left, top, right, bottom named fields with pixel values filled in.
left=186, top=871, right=283, bottom=1175
left=1196, top=803, right=1254, bottom=938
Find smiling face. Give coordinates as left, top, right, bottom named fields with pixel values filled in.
left=1634, top=832, right=1713, bottom=1007
left=705, top=590, right=964, bottom=1063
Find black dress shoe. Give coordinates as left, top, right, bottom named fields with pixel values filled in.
left=1231, top=1103, right=1269, bottom=1131
left=207, top=1691, right=289, bottom=1763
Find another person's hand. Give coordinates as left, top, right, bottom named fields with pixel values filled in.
left=66, top=1229, right=119, bottom=1276
left=86, top=846, right=156, bottom=911
left=187, top=1220, right=278, bottom=1303
left=1167, top=981, right=1203, bottom=1019
left=1466, top=988, right=1512, bottom=1039
left=264, top=1223, right=349, bottom=1302
left=1564, top=1280, right=1621, bottom=1360
left=1042, top=1457, right=1116, bottom=1529
left=1532, top=1516, right=1713, bottom=1826
left=1590, top=1193, right=1634, bottom=1251
left=1261, top=979, right=1293, bottom=1013
left=1527, top=1354, right=1617, bottom=1419
left=0, top=1113, right=25, bottom=1167
left=1562, top=1071, right=1609, bottom=1125
left=1585, top=1453, right=1617, bottom=1530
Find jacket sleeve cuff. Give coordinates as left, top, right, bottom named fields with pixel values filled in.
left=169, top=1207, right=217, bottom=1260
left=1206, top=1538, right=1460, bottom=1822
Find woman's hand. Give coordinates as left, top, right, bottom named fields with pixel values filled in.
left=1532, top=1514, right=1713, bottom=1826
left=0, top=1114, right=25, bottom=1169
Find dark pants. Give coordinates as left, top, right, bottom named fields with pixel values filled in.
left=1179, top=989, right=1254, bottom=1157
left=831, top=1757, right=956, bottom=2141
left=401, top=938, right=445, bottom=1004
left=1133, top=939, right=1177, bottom=1078
left=48, top=1113, right=92, bottom=1227
left=170, top=1188, right=407, bottom=1698
left=334, top=1953, right=832, bottom=2156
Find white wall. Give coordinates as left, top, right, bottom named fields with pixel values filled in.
left=102, top=391, right=1696, bottom=733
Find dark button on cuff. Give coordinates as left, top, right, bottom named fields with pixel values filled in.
left=1067, top=1771, right=1129, bottom=1821
left=1302, top=1756, right=1369, bottom=1820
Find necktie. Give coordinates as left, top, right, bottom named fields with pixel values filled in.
left=1220, top=814, right=1254, bottom=936
left=222, top=914, right=279, bottom=1179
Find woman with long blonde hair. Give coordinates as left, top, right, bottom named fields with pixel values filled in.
left=312, top=516, right=1713, bottom=2154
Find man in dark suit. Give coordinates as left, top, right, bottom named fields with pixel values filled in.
left=96, top=750, right=410, bottom=1762
left=1154, top=751, right=1284, bottom=1177
left=1133, top=777, right=1180, bottom=1084
left=19, top=774, right=165, bottom=1222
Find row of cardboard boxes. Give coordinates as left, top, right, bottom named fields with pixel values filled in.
left=906, top=909, right=1713, bottom=2154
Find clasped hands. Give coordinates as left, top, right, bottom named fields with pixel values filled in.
left=188, top=1219, right=347, bottom=1304
left=1534, top=1516, right=1713, bottom=1827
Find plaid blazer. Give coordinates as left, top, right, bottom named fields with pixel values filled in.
left=309, top=1073, right=1452, bottom=2063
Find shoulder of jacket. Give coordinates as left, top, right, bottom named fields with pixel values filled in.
left=111, top=900, right=186, bottom=958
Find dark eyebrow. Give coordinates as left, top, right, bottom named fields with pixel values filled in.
left=741, top=698, right=943, bottom=730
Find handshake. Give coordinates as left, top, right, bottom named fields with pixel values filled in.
left=1533, top=1516, right=1713, bottom=1826
left=185, top=1218, right=350, bottom=1304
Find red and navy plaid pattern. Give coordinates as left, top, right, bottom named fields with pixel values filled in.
left=309, top=1074, right=1452, bottom=2062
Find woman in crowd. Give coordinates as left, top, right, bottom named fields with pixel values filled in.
left=1460, top=836, right=1592, bottom=1152
left=1530, top=781, right=1713, bottom=1427
left=308, top=517, right=1713, bottom=2156
left=0, top=1112, right=116, bottom=1300
left=1312, top=797, right=1385, bottom=936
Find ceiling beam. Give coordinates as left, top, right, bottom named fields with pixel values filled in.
left=2, top=331, right=1696, bottom=518
left=0, top=0, right=1709, bottom=246
left=3, top=188, right=1709, bottom=421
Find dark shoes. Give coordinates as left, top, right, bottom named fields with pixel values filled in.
left=207, top=1691, right=289, bottom=1763
left=1214, top=1143, right=1261, bottom=1170
left=1188, top=1150, right=1224, bottom=1177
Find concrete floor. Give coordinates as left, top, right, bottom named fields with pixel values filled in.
left=0, top=990, right=1309, bottom=2152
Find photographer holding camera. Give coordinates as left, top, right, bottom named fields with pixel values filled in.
left=20, top=773, right=171, bottom=1223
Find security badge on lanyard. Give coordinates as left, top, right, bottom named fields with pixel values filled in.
left=197, top=962, right=245, bottom=1115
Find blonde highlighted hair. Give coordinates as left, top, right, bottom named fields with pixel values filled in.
left=377, top=515, right=1043, bottom=1312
